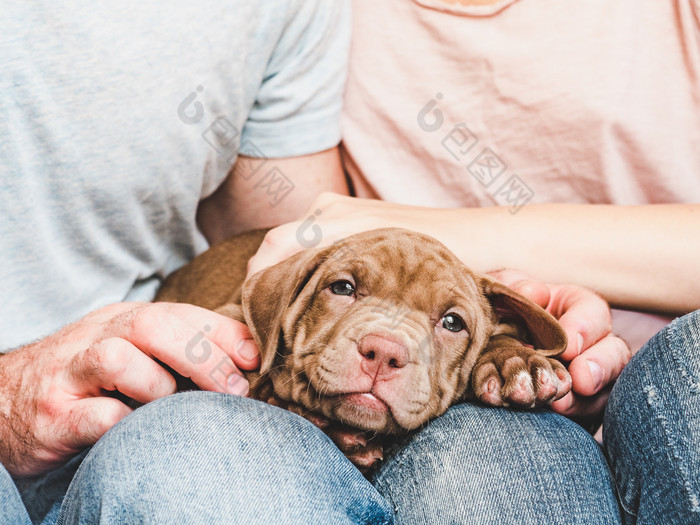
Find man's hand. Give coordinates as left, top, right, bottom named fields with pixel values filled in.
left=490, top=270, right=632, bottom=428
left=0, top=302, right=259, bottom=478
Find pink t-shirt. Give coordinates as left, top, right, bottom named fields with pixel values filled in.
left=341, top=0, right=700, bottom=348
left=343, top=0, right=700, bottom=208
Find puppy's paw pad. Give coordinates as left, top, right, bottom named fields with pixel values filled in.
left=534, top=367, right=558, bottom=401
left=530, top=354, right=571, bottom=402
left=470, top=344, right=570, bottom=408
left=328, top=428, right=368, bottom=449
left=478, top=379, right=503, bottom=406
left=472, top=362, right=503, bottom=406
left=348, top=444, right=384, bottom=475
left=502, top=370, right=535, bottom=406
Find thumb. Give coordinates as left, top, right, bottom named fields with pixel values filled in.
left=549, top=285, right=612, bottom=362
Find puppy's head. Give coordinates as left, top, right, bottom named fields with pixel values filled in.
left=242, top=228, right=565, bottom=434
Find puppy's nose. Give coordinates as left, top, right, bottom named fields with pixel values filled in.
left=358, top=334, right=408, bottom=378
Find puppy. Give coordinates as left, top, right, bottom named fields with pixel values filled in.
left=156, top=228, right=570, bottom=472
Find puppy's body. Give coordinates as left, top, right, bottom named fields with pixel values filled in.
left=157, top=228, right=569, bottom=471
left=156, top=228, right=265, bottom=312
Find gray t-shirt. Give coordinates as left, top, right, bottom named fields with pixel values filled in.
left=0, top=0, right=350, bottom=350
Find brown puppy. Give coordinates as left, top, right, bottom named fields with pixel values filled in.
left=157, top=228, right=570, bottom=471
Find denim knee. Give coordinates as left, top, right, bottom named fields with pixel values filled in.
left=373, top=402, right=620, bottom=525
left=57, top=391, right=392, bottom=525
left=604, top=310, right=700, bottom=524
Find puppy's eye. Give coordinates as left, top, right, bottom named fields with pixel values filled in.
left=329, top=280, right=355, bottom=296
left=441, top=313, right=465, bottom=333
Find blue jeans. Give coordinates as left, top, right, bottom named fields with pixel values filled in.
left=604, top=309, right=700, bottom=524
left=3, top=311, right=698, bottom=524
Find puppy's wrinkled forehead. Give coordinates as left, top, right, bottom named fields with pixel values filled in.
left=321, top=229, right=480, bottom=308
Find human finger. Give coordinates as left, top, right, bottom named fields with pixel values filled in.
left=62, top=397, right=134, bottom=450
left=68, top=337, right=178, bottom=403
left=109, top=304, right=254, bottom=395
left=548, top=285, right=612, bottom=362
left=246, top=222, right=311, bottom=277
left=551, top=385, right=612, bottom=425
left=566, top=334, right=631, bottom=397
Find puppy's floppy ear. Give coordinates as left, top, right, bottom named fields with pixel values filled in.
left=241, top=247, right=327, bottom=375
left=480, top=277, right=567, bottom=357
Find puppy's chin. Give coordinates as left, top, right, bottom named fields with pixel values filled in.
left=331, top=393, right=401, bottom=433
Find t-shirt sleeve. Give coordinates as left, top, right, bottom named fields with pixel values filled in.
left=240, top=0, right=350, bottom=158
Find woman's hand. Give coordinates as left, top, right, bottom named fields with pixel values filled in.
left=490, top=270, right=632, bottom=429
left=247, top=192, right=428, bottom=277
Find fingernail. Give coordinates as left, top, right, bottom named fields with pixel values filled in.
left=587, top=360, right=604, bottom=391
left=577, top=333, right=584, bottom=355
left=227, top=374, right=249, bottom=396
left=235, top=338, right=258, bottom=361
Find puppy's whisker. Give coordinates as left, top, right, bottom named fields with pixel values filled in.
left=266, top=362, right=291, bottom=375
left=274, top=369, right=306, bottom=391
left=305, top=375, right=315, bottom=400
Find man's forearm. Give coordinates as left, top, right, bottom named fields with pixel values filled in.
left=197, top=147, right=348, bottom=245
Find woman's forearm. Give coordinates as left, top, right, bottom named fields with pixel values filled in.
left=436, top=203, right=700, bottom=315
left=249, top=195, right=699, bottom=315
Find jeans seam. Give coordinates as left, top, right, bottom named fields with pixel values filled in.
left=612, top=480, right=637, bottom=520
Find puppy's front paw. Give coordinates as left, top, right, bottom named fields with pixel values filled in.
left=326, top=426, right=384, bottom=475
left=471, top=339, right=571, bottom=408
left=265, top=395, right=384, bottom=475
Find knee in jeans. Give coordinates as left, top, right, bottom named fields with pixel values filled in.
left=603, top=311, right=700, bottom=523
left=377, top=403, right=603, bottom=487
left=60, top=395, right=392, bottom=524
left=78, top=391, right=334, bottom=480
left=116, top=391, right=323, bottom=448
left=665, top=310, right=700, bottom=364
left=373, top=404, right=615, bottom=523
